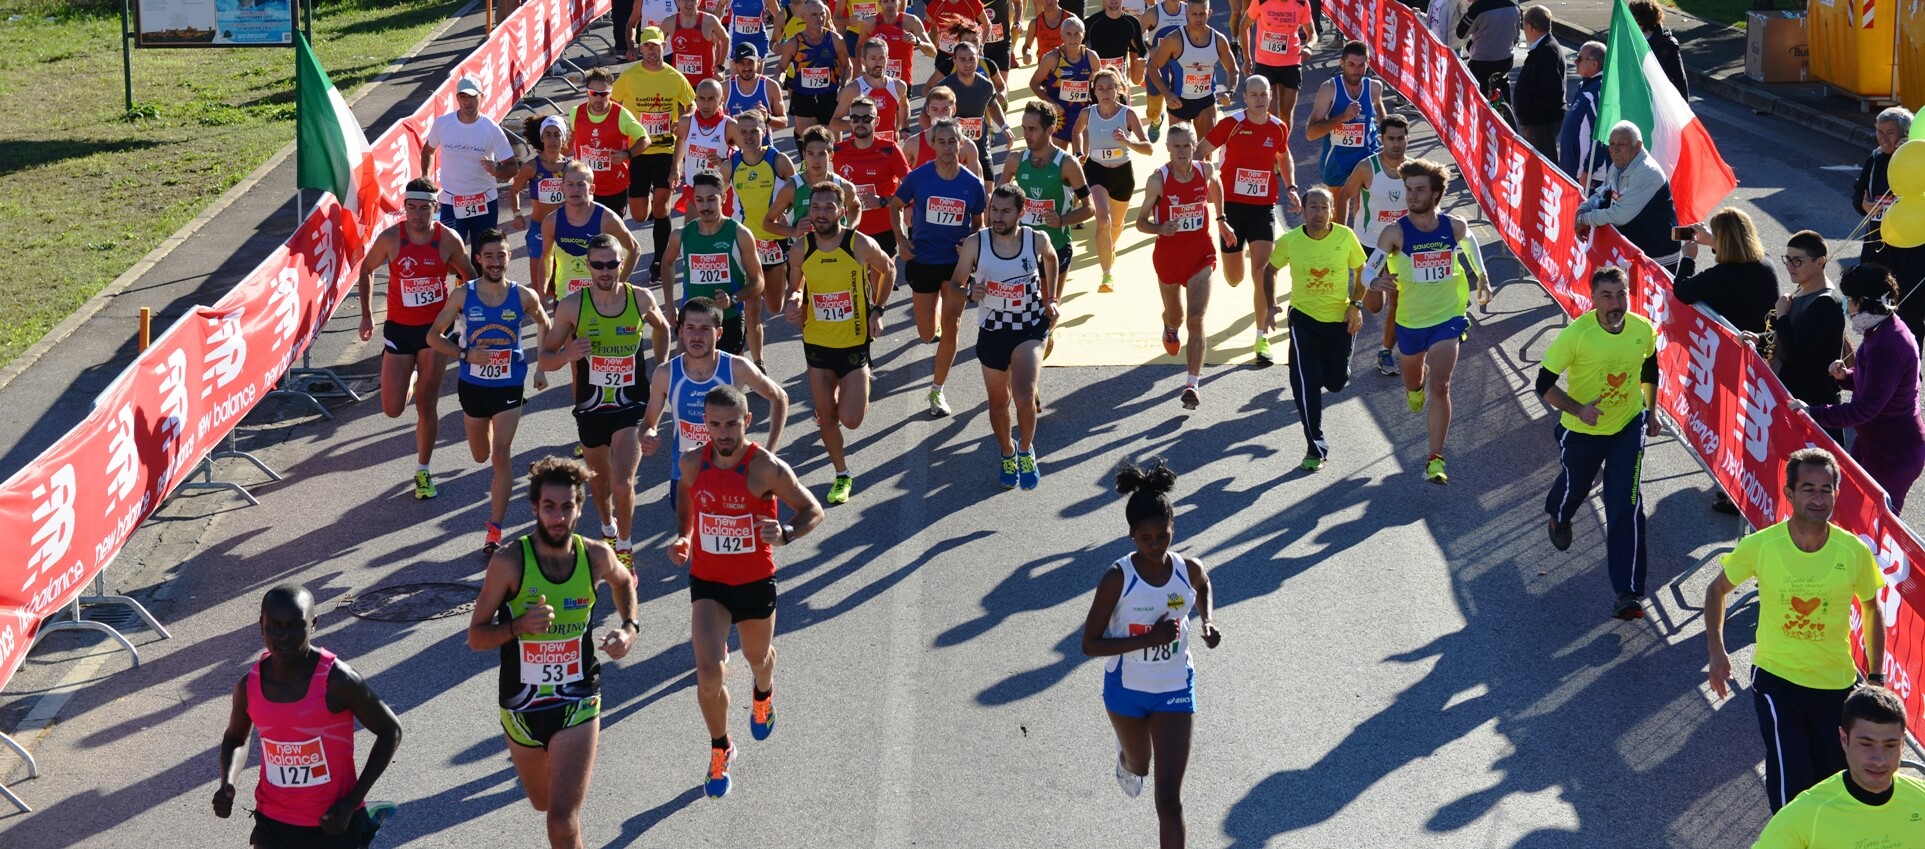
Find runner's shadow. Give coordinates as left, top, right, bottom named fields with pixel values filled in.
left=597, top=786, right=705, bottom=847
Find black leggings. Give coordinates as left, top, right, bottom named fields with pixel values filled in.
left=609, top=0, right=636, bottom=52
left=1287, top=308, right=1353, bottom=456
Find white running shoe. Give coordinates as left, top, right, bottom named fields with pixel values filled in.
left=1114, top=753, right=1144, bottom=798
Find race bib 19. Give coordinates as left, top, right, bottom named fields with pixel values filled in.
left=452, top=192, right=489, bottom=219
left=261, top=737, right=332, bottom=789
left=1232, top=167, right=1271, bottom=199
left=518, top=637, right=584, bottom=685
left=1094, top=145, right=1127, bottom=164
left=689, top=253, right=731, bottom=285
left=926, top=195, right=967, bottom=227
left=698, top=512, right=755, bottom=554
left=400, top=275, right=445, bottom=308
left=812, top=290, right=855, bottom=322
left=588, top=354, right=635, bottom=387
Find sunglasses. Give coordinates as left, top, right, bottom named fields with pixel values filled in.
left=587, top=89, right=611, bottom=97
left=849, top=114, right=875, bottom=123
left=588, top=260, right=622, bottom=270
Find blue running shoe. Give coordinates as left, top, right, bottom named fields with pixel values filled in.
left=750, top=692, right=776, bottom=741
left=999, top=454, right=1019, bottom=490
left=1017, top=451, right=1040, bottom=490
left=705, top=741, right=737, bottom=798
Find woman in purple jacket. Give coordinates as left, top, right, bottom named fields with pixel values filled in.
left=1796, top=263, right=1925, bottom=510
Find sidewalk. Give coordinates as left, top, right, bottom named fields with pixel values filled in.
left=1541, top=0, right=1880, bottom=149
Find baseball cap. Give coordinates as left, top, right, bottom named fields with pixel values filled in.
left=456, top=76, right=483, bottom=95
left=732, top=42, right=760, bottom=61
left=637, top=26, right=666, bottom=46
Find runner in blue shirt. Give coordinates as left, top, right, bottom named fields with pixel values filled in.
left=888, top=118, right=988, bottom=418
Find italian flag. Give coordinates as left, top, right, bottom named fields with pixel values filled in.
left=1594, top=0, right=1736, bottom=225
left=295, top=34, right=378, bottom=226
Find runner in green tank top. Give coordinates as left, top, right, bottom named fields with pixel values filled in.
left=759, top=125, right=861, bottom=248
left=660, top=174, right=765, bottom=356
left=1000, top=102, right=1094, bottom=360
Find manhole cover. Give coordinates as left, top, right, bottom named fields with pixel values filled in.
left=346, top=583, right=478, bottom=622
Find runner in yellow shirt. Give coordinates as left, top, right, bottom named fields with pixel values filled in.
left=1264, top=187, right=1363, bottom=472
left=613, top=26, right=698, bottom=283
left=1752, top=686, right=1925, bottom=849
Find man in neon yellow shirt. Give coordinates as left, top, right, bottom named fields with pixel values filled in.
left=1753, top=686, right=1925, bottom=848
left=1265, top=186, right=1363, bottom=472
left=1535, top=265, right=1661, bottom=620
left=1706, top=447, right=1889, bottom=812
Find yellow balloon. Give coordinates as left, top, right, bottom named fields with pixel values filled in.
left=1892, top=140, right=1925, bottom=198
left=1882, top=197, right=1925, bottom=249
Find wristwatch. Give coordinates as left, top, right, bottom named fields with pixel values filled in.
left=1348, top=299, right=1365, bottom=310
left=621, top=618, right=641, bottom=635
left=1867, top=672, right=1887, bottom=685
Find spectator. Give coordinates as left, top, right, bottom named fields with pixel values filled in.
left=1627, top=0, right=1687, bottom=100
left=1513, top=5, right=1566, bottom=161
left=1764, top=230, right=1849, bottom=445
left=1456, top=0, right=1519, bottom=102
left=1558, top=40, right=1608, bottom=190
left=1855, top=108, right=1925, bottom=344
left=1426, top=0, right=1468, bottom=55
left=1675, top=208, right=1779, bottom=335
left=1800, top=263, right=1925, bottom=511
left=1575, top=121, right=1681, bottom=271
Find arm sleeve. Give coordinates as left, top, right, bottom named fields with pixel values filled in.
left=1534, top=367, right=1559, bottom=397
left=1641, top=352, right=1658, bottom=386
left=1456, top=231, right=1486, bottom=279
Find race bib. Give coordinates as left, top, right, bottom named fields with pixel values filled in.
left=734, top=14, right=763, bottom=33
left=812, top=290, right=855, bottom=322
left=855, top=183, right=880, bottom=211
left=850, top=0, right=878, bottom=20
left=568, top=277, right=593, bottom=294
left=689, top=252, right=732, bottom=285
left=1232, top=167, right=1271, bottom=199
left=588, top=354, right=634, bottom=387
left=1872, top=196, right=1894, bottom=221
left=1374, top=208, right=1407, bottom=224
left=536, top=178, right=565, bottom=205
left=399, top=275, right=445, bottom=308
left=699, top=512, right=756, bottom=554
left=1101, top=56, right=1128, bottom=74
left=989, top=20, right=1005, bottom=40
left=518, top=637, right=584, bottom=685
left=958, top=116, right=985, bottom=141
left=1126, top=622, right=1180, bottom=663
left=675, top=53, right=706, bottom=75
left=1021, top=196, right=1054, bottom=226
left=677, top=417, right=710, bottom=447
left=926, top=195, right=967, bottom=226
left=1181, top=71, right=1212, bottom=99
left=474, top=347, right=514, bottom=379
left=985, top=278, right=1027, bottom=312
left=640, top=112, right=672, bottom=138
left=886, top=58, right=905, bottom=79
left=1171, top=201, right=1205, bottom=233
left=875, top=129, right=897, bottom=143
left=452, top=192, right=489, bottom=219
left=755, top=238, right=788, bottom=266
left=1261, top=30, right=1289, bottom=55
left=1094, top=145, right=1127, bottom=164
left=1331, top=122, right=1366, bottom=147
left=937, top=31, right=958, bottom=53
left=800, top=66, right=833, bottom=89
left=261, top=738, right=332, bottom=789
left=687, top=144, right=722, bottom=174
left=1411, top=248, right=1453, bottom=283
left=1059, top=79, right=1090, bottom=103
left=582, top=148, right=614, bottom=171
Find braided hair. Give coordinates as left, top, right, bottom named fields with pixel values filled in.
left=1114, top=458, right=1178, bottom=529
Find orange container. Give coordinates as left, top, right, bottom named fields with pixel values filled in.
left=1806, top=0, right=1895, bottom=98
left=1898, top=0, right=1925, bottom=111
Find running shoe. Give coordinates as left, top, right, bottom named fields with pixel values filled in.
left=482, top=522, right=503, bottom=556
left=1406, top=389, right=1425, bottom=413
left=1161, top=326, right=1181, bottom=356
left=574, top=443, right=584, bottom=458
left=413, top=470, right=438, bottom=500
left=1148, top=119, right=1162, bottom=143
left=1425, top=455, right=1448, bottom=485
left=927, top=387, right=952, bottom=417
left=1180, top=385, right=1200, bottom=409
left=1301, top=452, right=1324, bottom=472
left=603, top=534, right=619, bottom=550
left=1017, top=451, right=1041, bottom=490
left=705, top=742, right=737, bottom=798
left=615, top=547, right=635, bottom=571
left=1548, top=518, right=1573, bottom=551
left=827, top=473, right=854, bottom=505
left=1099, top=273, right=1115, bottom=293
left=999, top=454, right=1019, bottom=490
left=1253, top=336, right=1274, bottom=364
left=1114, top=753, right=1144, bottom=798
left=750, top=692, right=776, bottom=740
left=1377, top=348, right=1399, bottom=375
left=753, top=359, right=767, bottom=375
left=1612, top=592, right=1646, bottom=621
left=365, top=800, right=398, bottom=831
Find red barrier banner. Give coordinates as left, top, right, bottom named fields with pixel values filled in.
left=1327, top=0, right=1925, bottom=718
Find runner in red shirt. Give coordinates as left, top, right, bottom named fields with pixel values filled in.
left=568, top=67, right=653, bottom=215
left=860, top=0, right=937, bottom=81
left=668, top=0, right=732, bottom=87
left=1198, top=75, right=1298, bottom=363
left=901, top=86, right=986, bottom=175
left=926, top=0, right=991, bottom=87
left=832, top=38, right=911, bottom=143
left=1134, top=121, right=1227, bottom=410
left=833, top=96, right=911, bottom=254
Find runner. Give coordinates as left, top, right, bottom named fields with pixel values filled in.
left=1078, top=457, right=1221, bottom=849
left=1266, top=186, right=1365, bottom=470
left=784, top=185, right=895, bottom=502
left=860, top=0, right=938, bottom=82
left=835, top=0, right=879, bottom=54
left=762, top=125, right=864, bottom=265
left=832, top=40, right=911, bottom=143
left=949, top=183, right=1060, bottom=488
left=1198, top=74, right=1296, bottom=363
left=1304, top=40, right=1387, bottom=191
left=1367, top=157, right=1488, bottom=483
left=673, top=79, right=738, bottom=215
left=643, top=297, right=789, bottom=521
left=726, top=43, right=790, bottom=131
left=627, top=0, right=680, bottom=56
left=666, top=384, right=824, bottom=797
left=832, top=95, right=911, bottom=265
left=357, top=178, right=476, bottom=500
left=661, top=174, right=764, bottom=357
left=1706, top=447, right=1889, bottom=811
left=935, top=40, right=1007, bottom=188
left=901, top=86, right=987, bottom=177
left=726, top=109, right=796, bottom=368
left=566, top=68, right=652, bottom=236
left=1023, top=0, right=1070, bottom=67
left=422, top=76, right=521, bottom=248
left=774, top=0, right=851, bottom=139
left=540, top=162, right=643, bottom=302
left=1074, top=69, right=1153, bottom=294
left=1145, top=0, right=1238, bottom=139
left=999, top=101, right=1093, bottom=326
left=1752, top=686, right=1925, bottom=846
left=214, top=585, right=402, bottom=849
left=612, top=27, right=698, bottom=283
left=1138, top=0, right=1184, bottom=140
left=891, top=119, right=989, bottom=418
left=427, top=229, right=553, bottom=555
left=466, top=457, right=640, bottom=848
left=1084, top=0, right=1147, bottom=103
left=1029, top=15, right=1096, bottom=152
left=729, top=0, right=783, bottom=59
left=1335, top=112, right=1410, bottom=376
left=927, top=0, right=991, bottom=88
left=539, top=234, right=673, bottom=569
left=1134, top=121, right=1228, bottom=409
left=508, top=116, right=576, bottom=300
left=981, top=0, right=1020, bottom=71
left=1241, top=0, right=1313, bottom=122
left=666, top=0, right=732, bottom=89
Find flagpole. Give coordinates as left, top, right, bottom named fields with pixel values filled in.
left=295, top=30, right=304, bottom=232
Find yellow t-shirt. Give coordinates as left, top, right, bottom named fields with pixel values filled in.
left=611, top=65, right=695, bottom=155
left=1752, top=772, right=1925, bottom=849
left=1270, top=223, right=1366, bottom=324
left=1541, top=311, right=1657, bottom=436
left=1722, top=521, right=1885, bottom=690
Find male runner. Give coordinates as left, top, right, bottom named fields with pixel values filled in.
left=643, top=296, right=789, bottom=518
left=999, top=102, right=1093, bottom=334
left=427, top=229, right=553, bottom=554
left=980, top=0, right=1021, bottom=71
left=674, top=79, right=738, bottom=215
left=1335, top=111, right=1410, bottom=376
left=467, top=457, right=640, bottom=848
left=1304, top=40, right=1387, bottom=190
left=860, top=0, right=938, bottom=82
left=615, top=27, right=698, bottom=284
left=1367, top=158, right=1489, bottom=484
left=901, top=87, right=987, bottom=178
left=1198, top=74, right=1296, bottom=363
left=1138, top=0, right=1185, bottom=139
left=726, top=43, right=789, bottom=130
left=1706, top=447, right=1889, bottom=812
left=1084, top=0, right=1147, bottom=99
left=831, top=40, right=911, bottom=143
left=1265, top=186, right=1364, bottom=470
left=668, top=385, right=824, bottom=797
left=357, top=178, right=475, bottom=500
left=570, top=68, right=652, bottom=221
left=422, top=76, right=521, bottom=247
left=1022, top=0, right=1069, bottom=67
left=786, top=185, right=895, bottom=503
left=891, top=119, right=989, bottom=417
left=831, top=94, right=911, bottom=260
left=666, top=0, right=731, bottom=88
left=539, top=162, right=642, bottom=302
left=1752, top=686, right=1925, bottom=847
left=1145, top=0, right=1238, bottom=137
left=763, top=125, right=864, bottom=246
left=215, top=586, right=401, bottom=849
left=1029, top=15, right=1097, bottom=152
left=539, top=234, right=673, bottom=569
left=1134, top=121, right=1228, bottom=409
left=950, top=183, right=1060, bottom=488
left=934, top=39, right=1007, bottom=186
left=775, top=0, right=852, bottom=139
left=660, top=173, right=765, bottom=356
left=726, top=108, right=796, bottom=368
left=927, top=0, right=992, bottom=88
left=728, top=0, right=784, bottom=58
left=1242, top=0, right=1313, bottom=121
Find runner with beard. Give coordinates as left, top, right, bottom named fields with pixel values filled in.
left=660, top=173, right=764, bottom=356
left=949, top=183, right=1059, bottom=489
left=642, top=296, right=789, bottom=517
left=1334, top=112, right=1410, bottom=377
left=831, top=40, right=911, bottom=143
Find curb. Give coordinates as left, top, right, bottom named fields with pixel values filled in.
left=0, top=0, right=480, bottom=397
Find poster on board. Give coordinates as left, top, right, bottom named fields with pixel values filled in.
left=135, top=0, right=294, bottom=47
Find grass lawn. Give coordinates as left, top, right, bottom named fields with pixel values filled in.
left=0, top=0, right=462, bottom=371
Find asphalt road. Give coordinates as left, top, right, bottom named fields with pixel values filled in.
left=0, top=15, right=1901, bottom=849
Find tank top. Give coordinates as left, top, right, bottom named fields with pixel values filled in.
left=1015, top=149, right=1072, bottom=249
left=688, top=443, right=779, bottom=585
left=497, top=536, right=600, bottom=711
left=729, top=0, right=769, bottom=49
left=1032, top=9, right=1065, bottom=57
left=1148, top=0, right=1185, bottom=44
left=679, top=219, right=748, bottom=315
left=571, top=103, right=636, bottom=197
left=670, top=14, right=718, bottom=82
left=1174, top=28, right=1219, bottom=100
left=983, top=0, right=1013, bottom=44
left=667, top=352, right=741, bottom=478
left=1048, top=45, right=1097, bottom=122
left=1394, top=213, right=1468, bottom=329
left=387, top=223, right=449, bottom=326
left=1353, top=154, right=1408, bottom=247
left=459, top=280, right=529, bottom=387
left=871, top=14, right=916, bottom=79
left=726, top=75, right=774, bottom=118
left=1248, top=0, right=1308, bottom=67
left=790, top=30, right=841, bottom=95
left=571, top=284, right=647, bottom=414
left=1084, top=102, right=1132, bottom=168
left=1153, top=163, right=1212, bottom=249
left=547, top=203, right=607, bottom=299
left=1323, top=76, right=1379, bottom=158
left=1101, top=552, right=1195, bottom=693
left=681, top=112, right=732, bottom=191
left=973, top=228, right=1045, bottom=331
left=731, top=149, right=786, bottom=253
left=800, top=228, right=871, bottom=348
left=527, top=155, right=568, bottom=207
left=855, top=76, right=903, bottom=143
left=248, top=650, right=356, bottom=828
left=840, top=0, right=880, bottom=34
